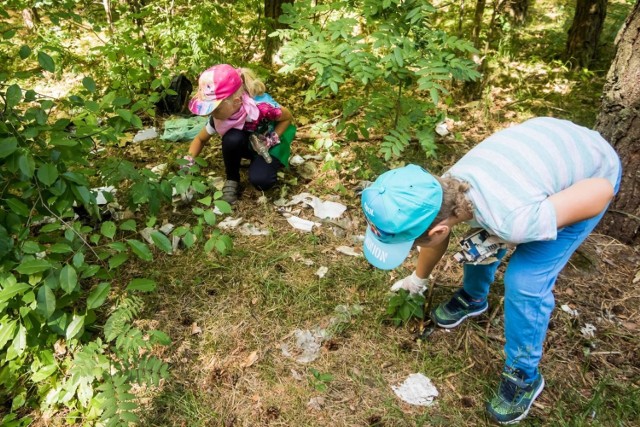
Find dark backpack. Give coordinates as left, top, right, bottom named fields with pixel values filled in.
left=157, top=74, right=193, bottom=115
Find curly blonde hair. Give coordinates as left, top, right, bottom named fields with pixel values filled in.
left=238, top=67, right=266, bottom=97
left=425, top=175, right=474, bottom=233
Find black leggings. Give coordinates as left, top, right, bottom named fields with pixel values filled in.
left=221, top=129, right=282, bottom=190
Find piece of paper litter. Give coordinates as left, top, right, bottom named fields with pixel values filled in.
left=286, top=215, right=320, bottom=232
left=391, top=373, right=439, bottom=406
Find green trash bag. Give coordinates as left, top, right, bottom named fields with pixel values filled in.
left=160, top=116, right=208, bottom=142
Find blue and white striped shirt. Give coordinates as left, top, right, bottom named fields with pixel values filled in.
left=446, top=117, right=621, bottom=244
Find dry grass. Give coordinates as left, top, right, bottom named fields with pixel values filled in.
left=123, top=2, right=640, bottom=425
left=129, top=139, right=639, bottom=427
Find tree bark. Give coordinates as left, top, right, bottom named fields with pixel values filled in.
left=263, top=0, right=294, bottom=65
left=471, top=0, right=487, bottom=49
left=594, top=0, right=640, bottom=244
left=103, top=0, right=114, bottom=34
left=564, top=0, right=608, bottom=68
left=504, top=0, right=530, bottom=25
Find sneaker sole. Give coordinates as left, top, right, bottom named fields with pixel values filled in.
left=497, top=376, right=545, bottom=425
left=434, top=304, right=488, bottom=329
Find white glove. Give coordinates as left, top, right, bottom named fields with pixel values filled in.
left=390, top=271, right=428, bottom=295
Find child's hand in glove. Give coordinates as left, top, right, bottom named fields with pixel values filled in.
left=390, top=271, right=428, bottom=295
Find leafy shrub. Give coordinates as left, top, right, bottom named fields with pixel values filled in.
left=276, top=0, right=480, bottom=160
left=0, top=23, right=231, bottom=424
left=386, top=289, right=425, bottom=326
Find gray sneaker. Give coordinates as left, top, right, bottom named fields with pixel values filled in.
left=221, top=180, right=239, bottom=204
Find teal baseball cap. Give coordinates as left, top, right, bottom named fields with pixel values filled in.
left=361, top=165, right=443, bottom=270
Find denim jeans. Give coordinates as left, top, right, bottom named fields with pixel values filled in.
left=462, top=171, right=621, bottom=381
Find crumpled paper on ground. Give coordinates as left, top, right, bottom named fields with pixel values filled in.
left=391, top=373, right=439, bottom=406
left=280, top=328, right=329, bottom=364
left=285, top=192, right=347, bottom=219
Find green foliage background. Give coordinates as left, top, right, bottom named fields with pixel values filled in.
left=0, top=0, right=634, bottom=424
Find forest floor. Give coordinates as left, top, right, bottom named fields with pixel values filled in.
left=27, top=0, right=639, bottom=426
left=125, top=4, right=639, bottom=425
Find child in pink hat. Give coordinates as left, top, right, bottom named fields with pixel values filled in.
left=185, top=64, right=296, bottom=204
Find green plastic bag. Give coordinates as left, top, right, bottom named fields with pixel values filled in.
left=160, top=116, right=208, bottom=142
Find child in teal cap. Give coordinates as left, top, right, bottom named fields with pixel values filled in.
left=361, top=117, right=621, bottom=424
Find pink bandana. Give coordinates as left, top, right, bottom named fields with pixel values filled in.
left=213, top=92, right=259, bottom=136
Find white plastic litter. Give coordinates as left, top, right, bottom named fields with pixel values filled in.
left=315, top=266, right=328, bottom=278
left=159, top=223, right=175, bottom=235
left=435, top=122, right=449, bottom=136
left=311, top=199, right=346, bottom=219
left=286, top=215, right=320, bottom=232
left=150, top=163, right=167, bottom=175
left=132, top=127, right=158, bottom=142
left=238, top=223, right=269, bottom=236
left=392, top=373, right=439, bottom=406
left=561, top=304, right=579, bottom=317
left=336, top=246, right=362, bottom=257
left=580, top=323, right=596, bottom=339
left=140, top=227, right=155, bottom=245
left=93, top=186, right=116, bottom=205
left=289, top=154, right=305, bottom=166
left=218, top=217, right=243, bottom=230
left=284, top=192, right=347, bottom=219
left=281, top=328, right=328, bottom=363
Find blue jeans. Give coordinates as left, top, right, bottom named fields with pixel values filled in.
left=462, top=172, right=621, bottom=381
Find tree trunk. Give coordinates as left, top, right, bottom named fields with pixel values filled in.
left=594, top=0, right=640, bottom=244
left=471, top=0, right=487, bottom=49
left=103, top=0, right=114, bottom=34
left=263, top=0, right=294, bottom=65
left=564, top=0, right=608, bottom=68
left=504, top=0, right=530, bottom=25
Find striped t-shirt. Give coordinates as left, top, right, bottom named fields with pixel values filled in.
left=446, top=117, right=620, bottom=244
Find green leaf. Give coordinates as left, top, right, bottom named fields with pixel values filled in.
left=215, top=235, right=233, bottom=255
left=0, top=319, right=17, bottom=349
left=19, top=45, right=31, bottom=59
left=204, top=237, right=216, bottom=253
left=126, top=278, right=156, bottom=292
left=0, top=137, right=18, bottom=158
left=6, top=197, right=30, bottom=216
left=197, top=196, right=212, bottom=206
left=15, top=259, right=51, bottom=275
left=49, top=243, right=72, bottom=254
left=108, top=252, right=128, bottom=270
left=13, top=324, right=27, bottom=355
left=127, top=239, right=153, bottom=261
left=203, top=210, right=216, bottom=226
left=86, top=282, right=110, bottom=310
left=6, top=84, right=21, bottom=109
left=0, top=282, right=31, bottom=303
left=36, top=285, right=56, bottom=318
left=150, top=231, right=172, bottom=253
left=82, top=76, right=96, bottom=93
left=31, top=364, right=57, bottom=382
left=117, top=109, right=133, bottom=122
left=150, top=330, right=171, bottom=345
left=213, top=200, right=232, bottom=214
left=100, top=221, right=117, bottom=239
left=59, top=265, right=78, bottom=294
left=66, top=315, right=85, bottom=340
left=37, top=163, right=59, bottom=186
left=37, top=51, right=55, bottom=72
left=18, top=153, right=35, bottom=178
left=119, top=219, right=137, bottom=231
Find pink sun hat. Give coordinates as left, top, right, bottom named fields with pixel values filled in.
left=188, top=64, right=243, bottom=116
